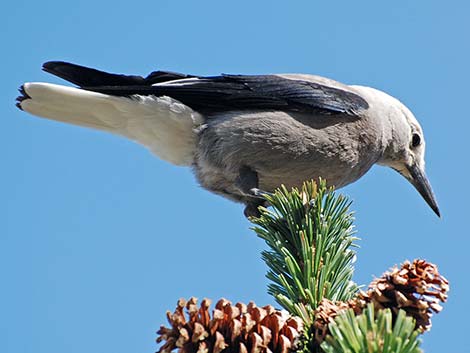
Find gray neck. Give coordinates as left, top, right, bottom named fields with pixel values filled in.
left=350, top=85, right=407, bottom=167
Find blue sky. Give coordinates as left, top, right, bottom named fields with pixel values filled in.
left=2, top=1, right=469, bottom=352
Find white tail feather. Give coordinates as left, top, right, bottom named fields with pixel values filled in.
left=20, top=82, right=204, bottom=165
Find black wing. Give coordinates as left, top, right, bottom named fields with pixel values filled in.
left=42, top=61, right=368, bottom=116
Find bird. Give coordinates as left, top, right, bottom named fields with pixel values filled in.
left=16, top=61, right=440, bottom=217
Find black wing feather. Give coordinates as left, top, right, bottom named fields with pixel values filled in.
left=43, top=61, right=196, bottom=87
left=42, top=61, right=368, bottom=116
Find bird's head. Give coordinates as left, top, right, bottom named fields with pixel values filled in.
left=374, top=92, right=440, bottom=217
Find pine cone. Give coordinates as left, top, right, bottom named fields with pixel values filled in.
left=312, top=259, right=449, bottom=345
left=313, top=299, right=351, bottom=344
left=157, top=298, right=303, bottom=353
left=356, top=259, right=449, bottom=331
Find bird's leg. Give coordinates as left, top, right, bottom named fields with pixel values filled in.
left=236, top=166, right=272, bottom=218
left=235, top=165, right=267, bottom=197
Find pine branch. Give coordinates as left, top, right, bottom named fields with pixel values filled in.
left=156, top=180, right=449, bottom=353
left=320, top=304, right=422, bottom=353
left=250, top=180, right=359, bottom=324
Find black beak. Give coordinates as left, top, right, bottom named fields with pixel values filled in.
left=406, top=164, right=440, bottom=217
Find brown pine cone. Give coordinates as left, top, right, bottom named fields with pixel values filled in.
left=157, top=298, right=303, bottom=353
left=312, top=259, right=449, bottom=345
left=356, top=259, right=449, bottom=331
left=313, top=299, right=351, bottom=344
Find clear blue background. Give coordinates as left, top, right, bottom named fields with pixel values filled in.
left=2, top=1, right=469, bottom=352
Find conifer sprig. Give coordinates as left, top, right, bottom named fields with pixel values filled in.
left=250, top=180, right=358, bottom=324
left=320, top=304, right=422, bottom=353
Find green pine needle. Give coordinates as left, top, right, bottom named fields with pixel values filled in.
left=251, top=180, right=358, bottom=324
left=321, top=304, right=422, bottom=353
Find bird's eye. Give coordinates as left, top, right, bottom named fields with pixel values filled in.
left=411, top=133, right=421, bottom=148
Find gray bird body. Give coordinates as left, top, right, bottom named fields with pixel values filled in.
left=16, top=62, right=440, bottom=216
left=194, top=75, right=394, bottom=206
left=195, top=108, right=379, bottom=202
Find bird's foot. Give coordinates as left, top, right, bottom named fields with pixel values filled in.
left=244, top=202, right=263, bottom=218
left=243, top=190, right=272, bottom=219
left=249, top=188, right=273, bottom=198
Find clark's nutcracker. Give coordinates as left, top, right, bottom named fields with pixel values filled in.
left=16, top=61, right=440, bottom=217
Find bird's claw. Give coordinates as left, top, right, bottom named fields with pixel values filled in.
left=249, top=188, right=273, bottom=198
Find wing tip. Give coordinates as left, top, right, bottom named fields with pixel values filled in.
left=42, top=61, right=73, bottom=79
left=42, top=60, right=67, bottom=71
